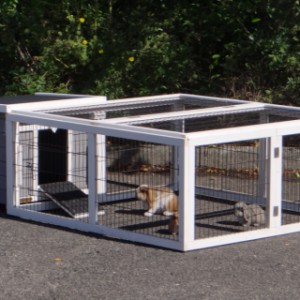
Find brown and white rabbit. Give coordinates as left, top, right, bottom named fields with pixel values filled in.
left=136, top=184, right=178, bottom=217
left=234, top=201, right=266, bottom=226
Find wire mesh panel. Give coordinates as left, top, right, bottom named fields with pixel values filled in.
left=14, top=124, right=91, bottom=222
left=96, top=135, right=180, bottom=240
left=13, top=122, right=180, bottom=241
left=282, top=134, right=300, bottom=225
left=18, top=130, right=34, bottom=201
left=8, top=95, right=300, bottom=251
left=136, top=107, right=300, bottom=133
left=194, top=139, right=268, bottom=240
left=46, top=95, right=245, bottom=120
left=70, top=131, right=88, bottom=190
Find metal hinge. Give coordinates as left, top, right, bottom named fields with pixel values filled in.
left=274, top=147, right=280, bottom=158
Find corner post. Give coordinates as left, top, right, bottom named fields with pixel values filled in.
left=88, top=133, right=97, bottom=224
left=6, top=117, right=16, bottom=213
left=268, top=135, right=282, bottom=228
left=179, top=137, right=195, bottom=251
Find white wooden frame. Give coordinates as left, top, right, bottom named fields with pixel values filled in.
left=5, top=94, right=300, bottom=251
left=6, top=111, right=185, bottom=251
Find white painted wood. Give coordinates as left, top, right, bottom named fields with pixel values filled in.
left=7, top=96, right=107, bottom=112
left=34, top=92, right=106, bottom=99
left=7, top=111, right=185, bottom=145
left=5, top=119, right=15, bottom=213
left=7, top=207, right=182, bottom=251
left=188, top=118, right=300, bottom=146
left=67, top=130, right=73, bottom=183
left=14, top=123, right=21, bottom=207
left=32, top=126, right=39, bottom=201
left=258, top=138, right=269, bottom=198
left=112, top=93, right=248, bottom=105
left=263, top=101, right=300, bottom=113
left=0, top=105, right=8, bottom=113
left=178, top=93, right=250, bottom=104
left=17, top=144, right=23, bottom=188
left=96, top=134, right=107, bottom=196
left=186, top=224, right=300, bottom=251
left=258, top=113, right=270, bottom=199
left=105, top=93, right=182, bottom=103
left=171, top=146, right=179, bottom=191
left=5, top=93, right=300, bottom=251
left=268, top=135, right=282, bottom=228
left=88, top=133, right=98, bottom=224
left=178, top=139, right=195, bottom=250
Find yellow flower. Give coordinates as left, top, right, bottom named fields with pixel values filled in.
left=82, top=39, right=88, bottom=45
left=98, top=49, right=104, bottom=54
left=79, top=17, right=85, bottom=23
left=128, top=56, right=135, bottom=62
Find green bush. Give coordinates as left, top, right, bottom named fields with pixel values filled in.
left=1, top=0, right=300, bottom=105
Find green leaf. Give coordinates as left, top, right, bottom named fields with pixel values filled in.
left=251, top=18, right=261, bottom=23
left=212, top=54, right=220, bottom=60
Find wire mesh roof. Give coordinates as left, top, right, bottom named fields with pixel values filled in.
left=132, top=107, right=300, bottom=133
left=44, top=95, right=246, bottom=120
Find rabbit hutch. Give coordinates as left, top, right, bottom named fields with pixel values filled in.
left=3, top=92, right=300, bottom=252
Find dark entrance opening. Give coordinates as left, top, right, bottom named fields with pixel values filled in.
left=38, top=129, right=67, bottom=184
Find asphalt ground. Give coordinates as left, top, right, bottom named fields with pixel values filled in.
left=0, top=205, right=300, bottom=300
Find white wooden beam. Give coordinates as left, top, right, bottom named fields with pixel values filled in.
left=100, top=103, right=265, bottom=124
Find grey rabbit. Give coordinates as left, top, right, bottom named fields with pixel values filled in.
left=234, top=201, right=266, bottom=226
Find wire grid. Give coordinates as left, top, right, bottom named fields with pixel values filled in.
left=44, top=97, right=243, bottom=119
left=194, top=139, right=268, bottom=239
left=97, top=135, right=179, bottom=240
left=137, top=108, right=300, bottom=133
left=14, top=124, right=180, bottom=239
left=15, top=125, right=90, bottom=222
left=282, top=134, right=300, bottom=225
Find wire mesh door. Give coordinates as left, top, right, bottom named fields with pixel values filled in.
left=282, top=134, right=300, bottom=225
left=194, top=139, right=268, bottom=240
left=97, top=135, right=180, bottom=240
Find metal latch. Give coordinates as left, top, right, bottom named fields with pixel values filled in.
left=274, top=147, right=280, bottom=158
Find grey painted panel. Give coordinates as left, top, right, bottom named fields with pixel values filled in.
left=0, top=130, right=6, bottom=204
left=0, top=114, right=5, bottom=136
left=0, top=113, right=6, bottom=204
left=0, top=160, right=6, bottom=204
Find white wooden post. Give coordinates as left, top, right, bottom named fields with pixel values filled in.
left=6, top=119, right=16, bottom=212
left=67, top=130, right=74, bottom=183
left=171, top=146, right=179, bottom=191
left=96, top=134, right=106, bottom=197
left=258, top=112, right=269, bottom=199
left=258, top=138, right=269, bottom=199
left=88, top=133, right=97, bottom=224
left=178, top=138, right=195, bottom=251
left=171, top=102, right=184, bottom=191
left=268, top=135, right=282, bottom=228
